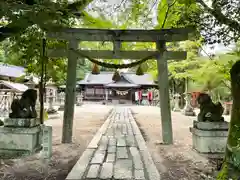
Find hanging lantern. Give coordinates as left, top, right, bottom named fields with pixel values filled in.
left=136, top=64, right=144, bottom=76
left=91, top=63, right=100, bottom=75
left=112, top=70, right=121, bottom=81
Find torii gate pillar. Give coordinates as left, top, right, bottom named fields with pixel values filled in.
left=156, top=41, right=173, bottom=144
left=62, top=40, right=78, bottom=143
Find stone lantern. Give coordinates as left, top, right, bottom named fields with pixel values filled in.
left=182, top=93, right=195, bottom=116
left=173, top=93, right=181, bottom=112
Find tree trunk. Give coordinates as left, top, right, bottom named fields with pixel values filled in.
left=217, top=61, right=240, bottom=179
left=39, top=39, right=46, bottom=124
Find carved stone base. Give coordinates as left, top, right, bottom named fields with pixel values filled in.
left=190, top=121, right=229, bottom=154
left=173, top=107, right=181, bottom=112
left=182, top=108, right=196, bottom=116
left=47, top=108, right=58, bottom=114
left=183, top=111, right=196, bottom=116
left=0, top=126, right=42, bottom=159
left=58, top=105, right=64, bottom=111
left=76, top=102, right=83, bottom=106
left=4, top=118, right=40, bottom=128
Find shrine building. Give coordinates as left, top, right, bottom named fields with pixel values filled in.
left=77, top=71, right=157, bottom=104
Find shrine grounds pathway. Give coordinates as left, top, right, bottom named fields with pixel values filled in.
left=66, top=107, right=160, bottom=180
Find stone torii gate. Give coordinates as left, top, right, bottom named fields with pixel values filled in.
left=47, top=28, right=193, bottom=144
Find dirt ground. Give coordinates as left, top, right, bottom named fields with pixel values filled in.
left=1, top=104, right=219, bottom=180
left=0, top=104, right=112, bottom=180
left=131, top=106, right=217, bottom=180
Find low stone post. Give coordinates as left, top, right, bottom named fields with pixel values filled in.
left=76, top=93, right=83, bottom=106
left=105, top=89, right=108, bottom=104
left=47, top=96, right=57, bottom=114
left=173, top=93, right=181, bottom=112
left=0, top=92, right=11, bottom=117
left=58, top=92, right=65, bottom=111
left=41, top=125, right=52, bottom=159
left=182, top=93, right=196, bottom=116
left=47, top=92, right=57, bottom=114
left=49, top=96, right=53, bottom=109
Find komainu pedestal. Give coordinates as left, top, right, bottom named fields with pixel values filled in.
left=0, top=121, right=42, bottom=158
left=190, top=121, right=229, bottom=154
left=4, top=118, right=40, bottom=127
left=0, top=89, right=42, bottom=158
left=190, top=93, right=228, bottom=158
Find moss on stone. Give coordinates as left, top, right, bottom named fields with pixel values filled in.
left=217, top=162, right=229, bottom=179
left=217, top=161, right=240, bottom=180
left=218, top=60, right=240, bottom=179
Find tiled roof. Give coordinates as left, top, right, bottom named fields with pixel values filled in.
left=77, top=71, right=156, bottom=86
left=105, top=82, right=140, bottom=88
left=78, top=72, right=114, bottom=85
left=105, top=77, right=140, bottom=88
left=123, top=73, right=155, bottom=85
left=0, top=63, right=25, bottom=78
left=0, top=80, right=29, bottom=92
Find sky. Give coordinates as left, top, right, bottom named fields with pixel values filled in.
left=201, top=43, right=235, bottom=56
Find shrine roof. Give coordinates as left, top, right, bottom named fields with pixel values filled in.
left=0, top=63, right=25, bottom=78
left=104, top=79, right=140, bottom=88
left=77, top=71, right=156, bottom=87
left=0, top=80, right=29, bottom=92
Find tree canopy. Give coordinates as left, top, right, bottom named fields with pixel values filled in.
left=0, top=0, right=239, bottom=86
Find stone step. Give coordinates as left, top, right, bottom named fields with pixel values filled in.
left=66, top=107, right=160, bottom=180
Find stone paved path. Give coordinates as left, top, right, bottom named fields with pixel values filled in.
left=66, top=107, right=160, bottom=180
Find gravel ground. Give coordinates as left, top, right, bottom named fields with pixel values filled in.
left=0, top=104, right=112, bottom=180
left=0, top=104, right=224, bottom=180
left=131, top=105, right=217, bottom=180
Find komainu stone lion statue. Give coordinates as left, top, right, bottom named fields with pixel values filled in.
left=197, top=93, right=224, bottom=122
left=9, top=89, right=38, bottom=118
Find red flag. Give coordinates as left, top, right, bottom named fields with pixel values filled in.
left=148, top=91, right=153, bottom=100
left=138, top=90, right=142, bottom=100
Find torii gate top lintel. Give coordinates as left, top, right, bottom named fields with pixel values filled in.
left=47, top=27, right=194, bottom=42
left=47, top=27, right=194, bottom=60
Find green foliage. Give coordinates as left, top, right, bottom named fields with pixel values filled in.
left=80, top=11, right=117, bottom=28
left=189, top=59, right=224, bottom=91
left=0, top=48, right=4, bottom=62
left=217, top=162, right=229, bottom=180
left=0, top=0, right=97, bottom=86
left=195, top=0, right=240, bottom=44
left=156, top=0, right=202, bottom=32
left=136, top=65, right=144, bottom=76
left=14, top=75, right=27, bottom=83
left=4, top=26, right=68, bottom=85
left=0, top=0, right=93, bottom=41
